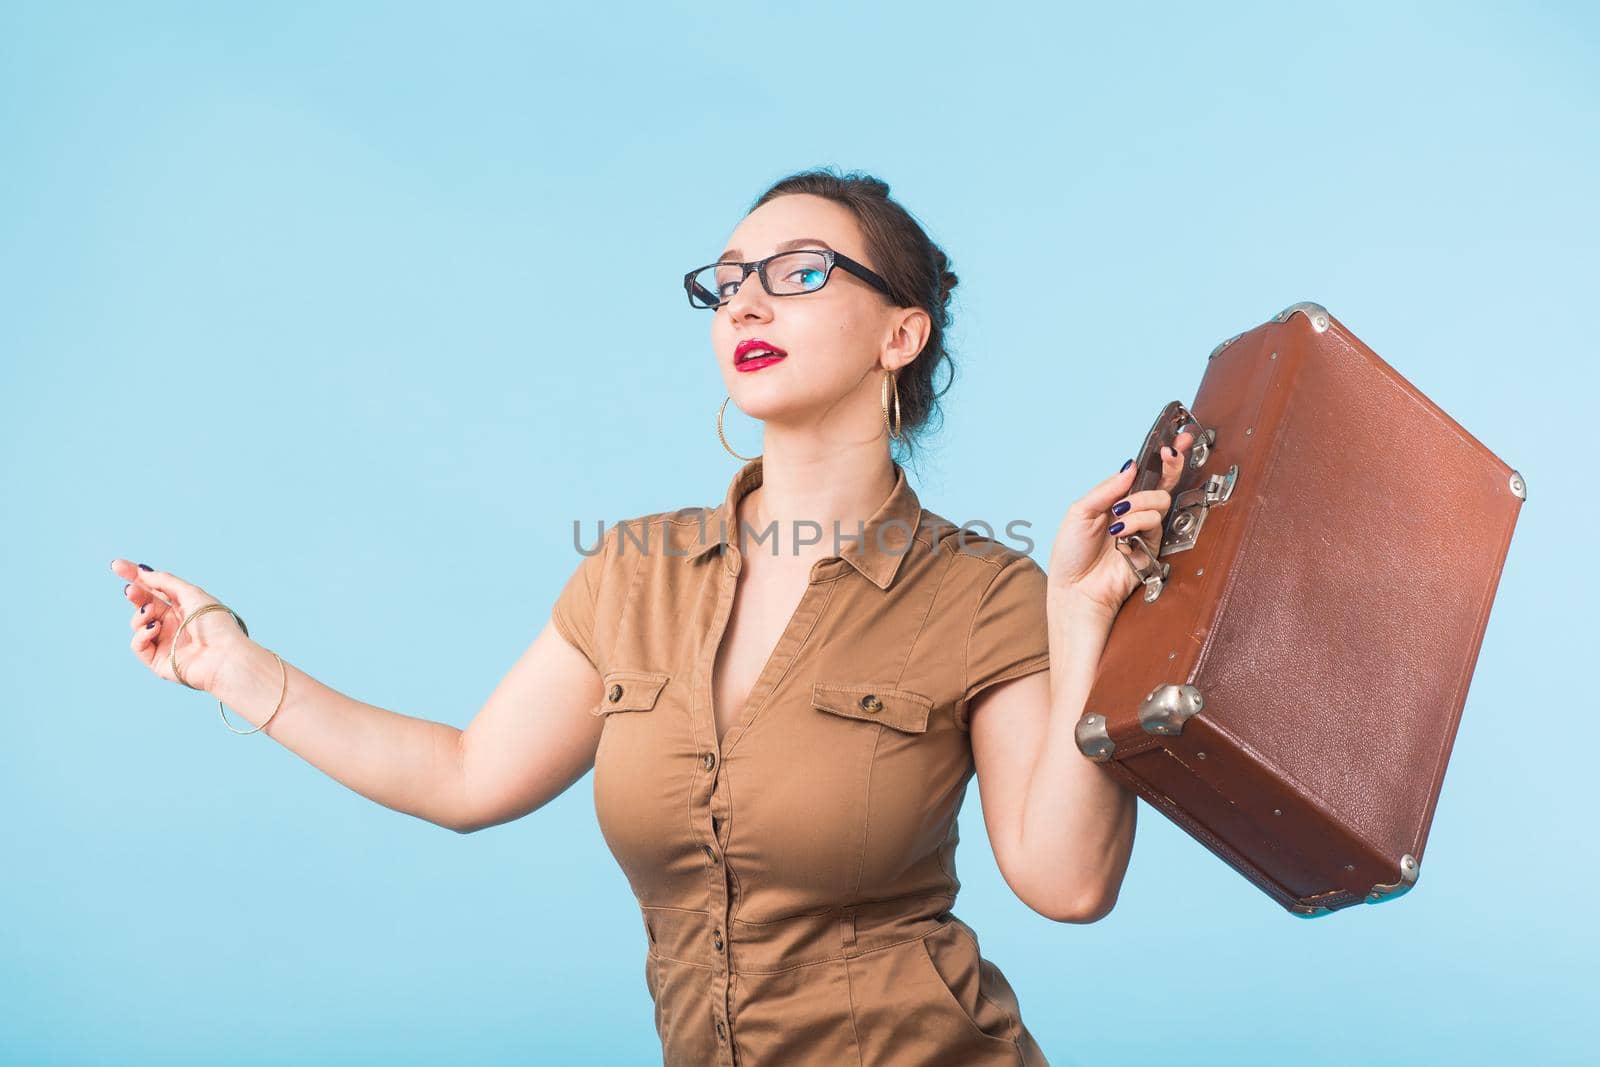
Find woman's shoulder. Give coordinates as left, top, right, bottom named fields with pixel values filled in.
left=595, top=503, right=722, bottom=563
left=917, top=506, right=1041, bottom=575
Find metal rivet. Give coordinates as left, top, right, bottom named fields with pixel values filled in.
left=1269, top=351, right=1278, bottom=360
left=1196, top=752, right=1206, bottom=759
left=1245, top=427, right=1253, bottom=436
left=1344, top=864, right=1355, bottom=871
left=1196, top=567, right=1205, bottom=576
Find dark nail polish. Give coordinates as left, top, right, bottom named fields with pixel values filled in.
left=1119, top=458, right=1133, bottom=472
left=1108, top=521, right=1125, bottom=535
left=123, top=583, right=131, bottom=595
left=1112, top=500, right=1130, bottom=516
left=139, top=605, right=145, bottom=614
left=144, top=620, right=156, bottom=629
left=137, top=563, right=153, bottom=572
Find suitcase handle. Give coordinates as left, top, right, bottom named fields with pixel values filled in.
left=1117, top=400, right=1221, bottom=602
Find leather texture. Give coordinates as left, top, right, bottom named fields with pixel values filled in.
left=1083, top=304, right=1525, bottom=916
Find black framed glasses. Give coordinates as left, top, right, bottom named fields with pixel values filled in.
left=683, top=248, right=894, bottom=310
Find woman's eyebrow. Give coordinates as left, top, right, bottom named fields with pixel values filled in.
left=718, top=236, right=836, bottom=262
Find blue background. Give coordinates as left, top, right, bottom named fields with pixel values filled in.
left=3, top=1, right=1588, bottom=1063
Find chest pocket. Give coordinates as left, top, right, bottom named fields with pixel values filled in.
left=594, top=669, right=671, bottom=716
left=811, top=682, right=933, bottom=734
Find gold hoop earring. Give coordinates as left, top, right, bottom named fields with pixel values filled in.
left=718, top=396, right=761, bottom=461
left=881, top=369, right=903, bottom=440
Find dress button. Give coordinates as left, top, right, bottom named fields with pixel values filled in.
left=702, top=843, right=718, bottom=863
left=859, top=693, right=883, bottom=713
left=702, top=752, right=716, bottom=771
left=608, top=683, right=624, bottom=703
left=716, top=1019, right=727, bottom=1041
left=713, top=929, right=724, bottom=951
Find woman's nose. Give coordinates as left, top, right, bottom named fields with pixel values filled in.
left=725, top=272, right=770, bottom=319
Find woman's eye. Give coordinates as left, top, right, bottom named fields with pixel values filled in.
left=787, top=268, right=825, bottom=288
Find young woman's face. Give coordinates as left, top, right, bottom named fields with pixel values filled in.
left=710, top=193, right=926, bottom=436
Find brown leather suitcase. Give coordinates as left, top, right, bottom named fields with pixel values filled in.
left=1076, top=301, right=1526, bottom=917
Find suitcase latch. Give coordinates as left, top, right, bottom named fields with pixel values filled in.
left=1161, top=464, right=1238, bottom=556
left=1117, top=466, right=1237, bottom=603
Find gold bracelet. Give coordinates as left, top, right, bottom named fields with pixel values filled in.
left=220, top=650, right=287, bottom=736
left=169, top=603, right=287, bottom=735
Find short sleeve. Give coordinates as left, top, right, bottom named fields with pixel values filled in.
left=550, top=527, right=609, bottom=672
left=958, top=554, right=1052, bottom=729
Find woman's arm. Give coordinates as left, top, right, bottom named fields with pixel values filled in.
left=969, top=592, right=1131, bottom=923
left=970, top=439, right=1196, bottom=921
left=211, top=619, right=604, bottom=834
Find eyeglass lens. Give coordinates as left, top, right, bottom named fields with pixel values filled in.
left=690, top=250, right=830, bottom=308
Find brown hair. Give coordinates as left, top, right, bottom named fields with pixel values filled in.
left=748, top=167, right=957, bottom=471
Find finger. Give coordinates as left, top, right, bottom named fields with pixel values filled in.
left=129, top=585, right=176, bottom=629
left=1106, top=508, right=1163, bottom=540
left=117, top=561, right=207, bottom=615
left=1110, top=488, right=1173, bottom=520
left=111, top=559, right=176, bottom=613
left=1070, top=460, right=1140, bottom=519
left=1156, top=432, right=1195, bottom=494
left=131, top=614, right=163, bottom=660
left=123, top=579, right=167, bottom=618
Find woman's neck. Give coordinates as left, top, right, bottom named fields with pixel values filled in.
left=738, top=443, right=898, bottom=564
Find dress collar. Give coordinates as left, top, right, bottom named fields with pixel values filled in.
left=684, top=456, right=923, bottom=591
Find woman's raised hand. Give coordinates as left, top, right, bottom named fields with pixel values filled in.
left=110, top=558, right=253, bottom=695
left=1046, top=432, right=1196, bottom=619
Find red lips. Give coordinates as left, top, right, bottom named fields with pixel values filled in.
left=735, top=338, right=787, bottom=363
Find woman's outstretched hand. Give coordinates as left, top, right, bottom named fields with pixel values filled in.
left=110, top=558, right=251, bottom=695
left=1046, top=432, right=1196, bottom=618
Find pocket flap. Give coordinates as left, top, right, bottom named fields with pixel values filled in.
left=811, top=682, right=933, bottom=734
left=595, top=669, right=670, bottom=715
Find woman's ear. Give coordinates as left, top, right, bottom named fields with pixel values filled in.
left=884, top=306, right=931, bottom=367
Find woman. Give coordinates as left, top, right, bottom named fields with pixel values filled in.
left=111, top=168, right=1191, bottom=1066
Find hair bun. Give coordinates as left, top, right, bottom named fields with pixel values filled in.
left=855, top=175, right=891, bottom=198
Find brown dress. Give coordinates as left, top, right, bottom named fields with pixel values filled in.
left=552, top=457, right=1053, bottom=1066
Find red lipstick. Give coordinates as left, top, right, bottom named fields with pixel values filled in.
left=735, top=338, right=787, bottom=372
